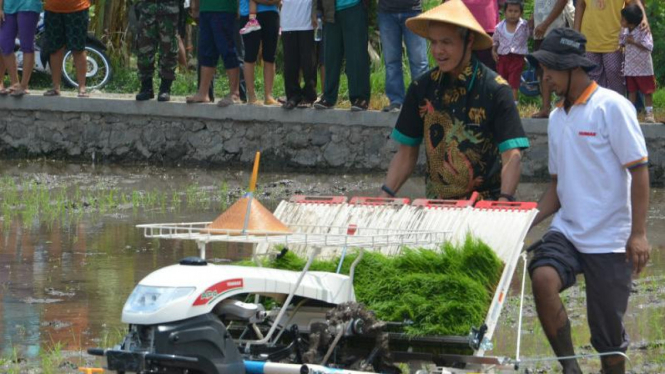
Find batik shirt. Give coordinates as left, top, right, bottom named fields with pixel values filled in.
left=391, top=57, right=529, bottom=200
left=493, top=18, right=531, bottom=56
left=619, top=27, right=654, bottom=77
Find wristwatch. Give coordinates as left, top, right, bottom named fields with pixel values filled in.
left=499, top=193, right=516, bottom=202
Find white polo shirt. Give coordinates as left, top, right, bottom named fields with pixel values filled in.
left=548, top=82, right=648, bottom=254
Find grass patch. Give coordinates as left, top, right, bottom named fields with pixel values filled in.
left=242, top=236, right=503, bottom=336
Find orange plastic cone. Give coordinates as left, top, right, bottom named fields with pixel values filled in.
left=201, top=196, right=292, bottom=235
left=201, top=152, right=291, bottom=235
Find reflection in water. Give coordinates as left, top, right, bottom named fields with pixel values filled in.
left=0, top=216, right=254, bottom=356
left=0, top=161, right=664, bottom=370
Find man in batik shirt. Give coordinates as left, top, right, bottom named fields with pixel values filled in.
left=380, top=0, right=529, bottom=201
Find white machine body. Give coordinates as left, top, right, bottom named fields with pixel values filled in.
left=121, top=264, right=355, bottom=325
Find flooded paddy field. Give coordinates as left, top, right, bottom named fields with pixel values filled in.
left=0, top=160, right=663, bottom=373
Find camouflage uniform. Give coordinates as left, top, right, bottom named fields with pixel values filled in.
left=135, top=0, right=180, bottom=81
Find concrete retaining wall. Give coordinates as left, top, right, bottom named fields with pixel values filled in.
left=1, top=96, right=663, bottom=183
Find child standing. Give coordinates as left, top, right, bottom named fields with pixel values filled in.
left=492, top=0, right=530, bottom=105
left=620, top=4, right=656, bottom=123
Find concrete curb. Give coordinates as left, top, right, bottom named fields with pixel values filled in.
left=1, top=95, right=663, bottom=184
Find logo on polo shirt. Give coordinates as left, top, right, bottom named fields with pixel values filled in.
left=579, top=131, right=596, bottom=137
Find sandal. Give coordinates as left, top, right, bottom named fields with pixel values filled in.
left=264, top=97, right=279, bottom=106
left=247, top=97, right=262, bottom=106
left=43, top=89, right=61, bottom=97
left=313, top=98, right=335, bottom=110
left=297, top=100, right=313, bottom=109
left=77, top=91, right=90, bottom=98
left=186, top=95, right=210, bottom=104
left=350, top=99, right=369, bottom=112
left=10, top=88, right=29, bottom=97
left=217, top=94, right=241, bottom=107
left=1, top=86, right=18, bottom=95
left=282, top=100, right=298, bottom=110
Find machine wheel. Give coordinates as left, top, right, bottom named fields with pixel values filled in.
left=304, top=302, right=399, bottom=373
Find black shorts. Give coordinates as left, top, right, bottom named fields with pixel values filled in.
left=240, top=11, right=279, bottom=63
left=528, top=231, right=633, bottom=353
left=44, top=9, right=89, bottom=53
left=198, top=11, right=239, bottom=69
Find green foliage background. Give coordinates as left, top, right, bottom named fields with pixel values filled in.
left=644, top=0, right=665, bottom=86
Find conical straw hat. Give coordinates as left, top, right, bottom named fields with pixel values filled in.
left=201, top=197, right=292, bottom=235
left=405, top=0, right=493, bottom=50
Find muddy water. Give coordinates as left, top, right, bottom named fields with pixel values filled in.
left=0, top=160, right=663, bottom=372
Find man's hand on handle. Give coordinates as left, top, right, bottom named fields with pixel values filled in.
left=626, top=233, right=650, bottom=275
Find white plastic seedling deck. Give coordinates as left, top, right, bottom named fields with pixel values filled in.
left=256, top=195, right=539, bottom=356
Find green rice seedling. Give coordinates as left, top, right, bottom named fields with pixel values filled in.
left=171, top=191, right=181, bottom=211
left=0, top=346, right=22, bottom=374
left=74, top=186, right=82, bottom=205
left=54, top=187, right=67, bottom=214
left=131, top=190, right=141, bottom=210
left=160, top=191, right=167, bottom=213
left=99, top=327, right=126, bottom=349
left=121, top=192, right=130, bottom=207
left=242, top=238, right=502, bottom=337
left=106, top=188, right=118, bottom=209
left=145, top=190, right=158, bottom=209
left=393, top=247, right=459, bottom=274
left=459, top=236, right=503, bottom=292
left=185, top=183, right=199, bottom=209
left=219, top=182, right=229, bottom=210
left=270, top=250, right=307, bottom=271
left=87, top=192, right=97, bottom=209
left=39, top=340, right=65, bottom=374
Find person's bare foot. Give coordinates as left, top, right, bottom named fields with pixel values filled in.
left=10, top=87, right=29, bottom=97
left=264, top=96, right=279, bottom=106
left=531, top=108, right=551, bottom=119
left=186, top=94, right=210, bottom=104
left=1, top=83, right=20, bottom=95
left=43, top=88, right=61, bottom=96
left=217, top=94, right=242, bottom=107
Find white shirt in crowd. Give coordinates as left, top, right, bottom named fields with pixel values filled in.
left=548, top=82, right=648, bottom=254
left=533, top=0, right=575, bottom=39
left=281, top=0, right=314, bottom=32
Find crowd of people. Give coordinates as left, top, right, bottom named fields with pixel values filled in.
left=0, top=0, right=90, bottom=97
left=0, top=0, right=658, bottom=119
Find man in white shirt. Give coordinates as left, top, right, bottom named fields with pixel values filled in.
left=526, top=28, right=650, bottom=374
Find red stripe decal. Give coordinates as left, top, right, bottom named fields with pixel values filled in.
left=193, top=278, right=244, bottom=306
